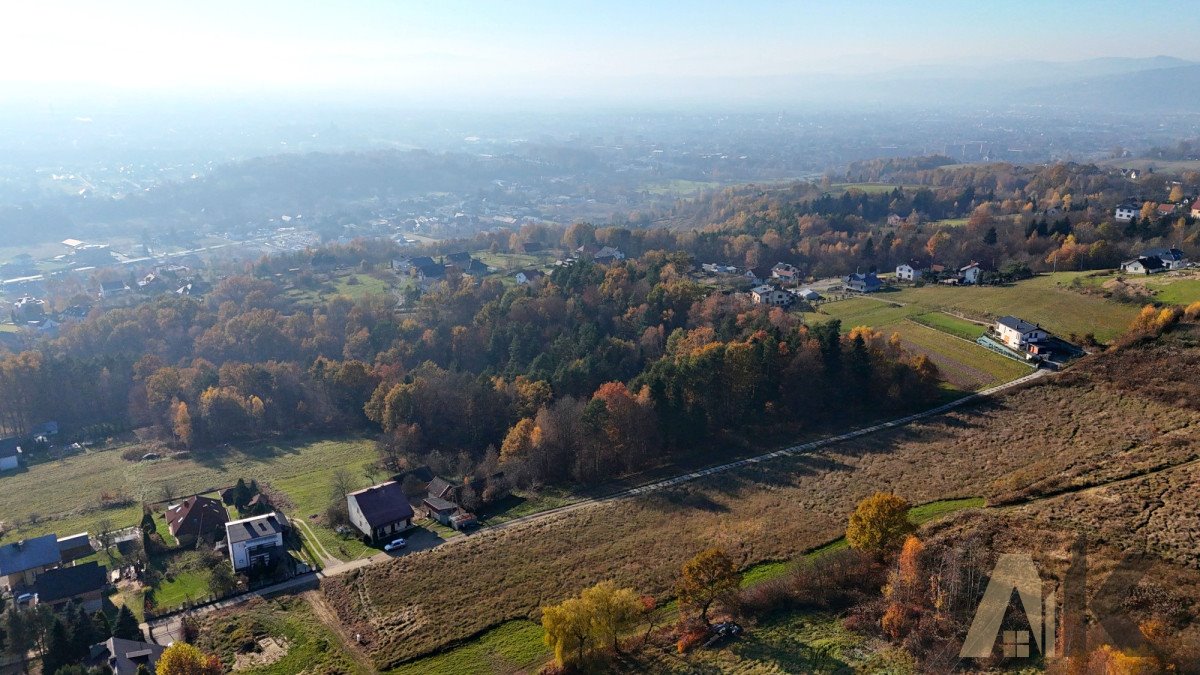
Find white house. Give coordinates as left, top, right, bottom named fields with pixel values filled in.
left=793, top=288, right=822, bottom=302
left=771, top=262, right=799, bottom=283
left=1120, top=256, right=1165, bottom=275
left=995, top=316, right=1048, bottom=351
left=1144, top=247, right=1189, bottom=270
left=225, top=513, right=287, bottom=572
left=959, top=263, right=982, bottom=285
left=514, top=269, right=545, bottom=285
left=1114, top=203, right=1140, bottom=222
left=750, top=285, right=793, bottom=307
left=895, top=264, right=918, bottom=282
left=0, top=438, right=19, bottom=472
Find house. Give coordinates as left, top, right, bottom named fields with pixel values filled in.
left=0, top=534, right=61, bottom=591
left=887, top=213, right=904, bottom=226
left=446, top=251, right=473, bottom=266
left=347, top=481, right=415, bottom=544
left=750, top=285, right=793, bottom=307
left=592, top=246, right=626, bottom=265
left=895, top=263, right=921, bottom=282
left=843, top=272, right=882, bottom=293
left=225, top=512, right=287, bottom=572
left=771, top=262, right=799, bottom=283
left=34, top=561, right=107, bottom=611
left=11, top=296, right=46, bottom=323
left=701, top=263, right=738, bottom=275
left=1143, top=247, right=1189, bottom=270
left=97, top=280, right=130, bottom=299
left=514, top=269, right=545, bottom=285
left=450, top=512, right=479, bottom=531
left=423, top=496, right=460, bottom=526
left=743, top=267, right=770, bottom=286
left=1114, top=202, right=1140, bottom=222
left=995, top=316, right=1049, bottom=351
left=793, top=288, right=822, bottom=302
left=1157, top=203, right=1178, bottom=217
left=90, top=637, right=165, bottom=675
left=0, top=437, right=20, bottom=471
left=462, top=259, right=490, bottom=277
left=959, top=262, right=982, bottom=285
left=31, top=421, right=59, bottom=439
left=57, top=532, right=95, bottom=563
left=1120, top=256, right=1166, bottom=275
left=522, top=242, right=544, bottom=254
left=165, top=495, right=229, bottom=546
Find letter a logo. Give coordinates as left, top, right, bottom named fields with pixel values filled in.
left=960, top=553, right=1056, bottom=658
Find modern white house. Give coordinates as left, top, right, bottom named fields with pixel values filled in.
left=750, top=285, right=793, bottom=307
left=895, top=263, right=918, bottom=282
left=225, top=513, right=287, bottom=572
left=1114, top=203, right=1140, bottom=222
left=959, top=262, right=982, bottom=284
left=995, top=316, right=1048, bottom=351
left=1119, top=256, right=1166, bottom=275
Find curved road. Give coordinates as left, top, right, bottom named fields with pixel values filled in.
left=146, top=368, right=1048, bottom=643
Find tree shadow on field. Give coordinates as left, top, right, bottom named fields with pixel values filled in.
left=188, top=439, right=302, bottom=471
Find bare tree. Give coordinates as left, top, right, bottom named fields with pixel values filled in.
left=159, top=482, right=177, bottom=503
left=330, top=468, right=356, bottom=503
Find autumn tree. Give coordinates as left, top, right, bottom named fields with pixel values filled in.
left=581, top=581, right=642, bottom=653
left=499, top=417, right=536, bottom=464
left=171, top=400, right=192, bottom=448
left=677, top=548, right=742, bottom=626
left=542, top=596, right=594, bottom=667
left=846, top=492, right=914, bottom=557
left=156, top=642, right=223, bottom=675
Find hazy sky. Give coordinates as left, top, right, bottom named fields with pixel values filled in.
left=2, top=0, right=1197, bottom=102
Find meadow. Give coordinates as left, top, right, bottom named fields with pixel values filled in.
left=326, top=329, right=1200, bottom=670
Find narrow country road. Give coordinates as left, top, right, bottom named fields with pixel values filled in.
left=144, top=368, right=1048, bottom=643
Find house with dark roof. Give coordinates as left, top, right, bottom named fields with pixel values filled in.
left=1120, top=255, right=1166, bottom=275
left=994, top=316, right=1049, bottom=351
left=165, top=495, right=229, bottom=546
left=0, top=534, right=62, bottom=591
left=423, top=496, right=460, bottom=526
left=843, top=272, right=882, bottom=293
left=0, top=437, right=20, bottom=472
left=426, top=476, right=459, bottom=502
left=592, top=246, right=626, bottom=265
left=226, top=512, right=287, bottom=572
left=514, top=269, right=545, bottom=285
left=347, top=481, right=415, bottom=544
left=34, top=561, right=107, bottom=611
left=462, top=259, right=490, bottom=277
left=446, top=251, right=473, bottom=265
left=90, top=637, right=165, bottom=675
left=1142, top=247, right=1189, bottom=270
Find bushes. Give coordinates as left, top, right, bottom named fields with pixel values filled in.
left=737, top=549, right=881, bottom=618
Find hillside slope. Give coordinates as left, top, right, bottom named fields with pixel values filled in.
left=323, top=324, right=1200, bottom=669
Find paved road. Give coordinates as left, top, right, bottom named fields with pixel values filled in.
left=144, top=367, right=1048, bottom=643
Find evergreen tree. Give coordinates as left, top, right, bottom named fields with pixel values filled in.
left=92, top=610, right=112, bottom=641
left=983, top=225, right=997, bottom=245
left=41, top=618, right=73, bottom=675
left=112, top=606, right=141, bottom=641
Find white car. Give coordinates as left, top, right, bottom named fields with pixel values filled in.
left=384, top=538, right=407, bottom=552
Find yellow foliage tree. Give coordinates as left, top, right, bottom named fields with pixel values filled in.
left=846, top=492, right=914, bottom=556
left=542, top=596, right=594, bottom=667
left=499, top=417, right=536, bottom=464
left=581, top=581, right=642, bottom=653
left=156, top=642, right=222, bottom=675
left=171, top=400, right=192, bottom=449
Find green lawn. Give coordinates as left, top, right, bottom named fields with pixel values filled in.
left=910, top=312, right=986, bottom=340
left=887, top=273, right=1139, bottom=342
left=389, top=621, right=548, bottom=675
left=891, top=322, right=1032, bottom=389
left=640, top=179, right=722, bottom=195
left=813, top=297, right=921, bottom=329
left=475, top=251, right=549, bottom=272
left=0, top=437, right=379, bottom=561
left=151, top=568, right=211, bottom=611
left=1148, top=278, right=1200, bottom=306
left=829, top=182, right=909, bottom=194
left=200, top=596, right=368, bottom=674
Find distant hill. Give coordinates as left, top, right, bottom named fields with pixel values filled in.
left=1018, top=64, right=1200, bottom=113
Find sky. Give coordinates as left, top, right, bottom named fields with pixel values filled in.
left=1, top=0, right=1197, bottom=103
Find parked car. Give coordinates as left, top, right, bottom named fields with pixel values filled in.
left=384, top=538, right=407, bottom=552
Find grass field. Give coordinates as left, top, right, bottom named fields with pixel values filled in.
left=886, top=273, right=1139, bottom=341
left=474, top=251, right=551, bottom=273
left=1148, top=278, right=1200, bottom=305
left=198, top=595, right=368, bottom=674
left=640, top=179, right=722, bottom=195
left=890, top=321, right=1031, bottom=390
left=811, top=297, right=1030, bottom=390
left=829, top=182, right=908, bottom=194
left=390, top=497, right=979, bottom=674
left=0, top=437, right=380, bottom=564
left=909, top=311, right=986, bottom=340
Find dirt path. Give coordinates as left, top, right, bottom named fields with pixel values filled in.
left=303, top=590, right=378, bottom=674
left=294, top=518, right=338, bottom=567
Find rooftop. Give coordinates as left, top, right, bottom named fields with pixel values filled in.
left=997, top=315, right=1042, bottom=334
left=349, top=481, right=415, bottom=528
left=225, top=512, right=286, bottom=544
left=34, top=561, right=106, bottom=603
left=0, top=534, right=61, bottom=575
